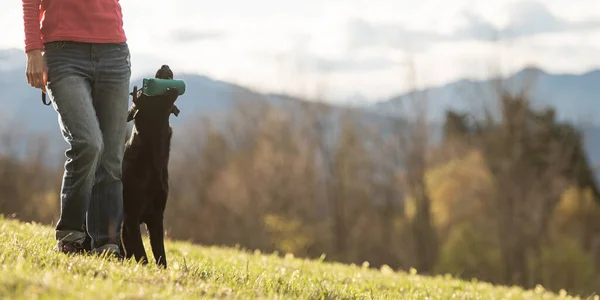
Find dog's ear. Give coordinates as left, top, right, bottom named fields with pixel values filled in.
left=127, top=104, right=138, bottom=122
left=170, top=105, right=180, bottom=117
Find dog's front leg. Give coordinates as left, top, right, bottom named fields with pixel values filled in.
left=122, top=214, right=149, bottom=265
left=146, top=174, right=169, bottom=269
left=146, top=215, right=167, bottom=269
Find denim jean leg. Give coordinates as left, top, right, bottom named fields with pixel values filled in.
left=44, top=43, right=103, bottom=244
left=87, top=43, right=131, bottom=250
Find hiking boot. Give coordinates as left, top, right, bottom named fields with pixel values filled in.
left=54, top=240, right=87, bottom=255
left=92, top=244, right=124, bottom=261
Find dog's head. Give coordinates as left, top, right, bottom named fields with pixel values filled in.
left=155, top=64, right=174, bottom=80
left=127, top=65, right=180, bottom=128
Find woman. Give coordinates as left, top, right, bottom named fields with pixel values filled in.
left=22, top=0, right=131, bottom=257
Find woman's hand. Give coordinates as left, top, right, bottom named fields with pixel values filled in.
left=26, top=49, right=47, bottom=93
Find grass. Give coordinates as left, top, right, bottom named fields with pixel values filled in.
left=0, top=216, right=594, bottom=300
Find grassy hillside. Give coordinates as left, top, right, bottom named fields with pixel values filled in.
left=0, top=216, right=591, bottom=300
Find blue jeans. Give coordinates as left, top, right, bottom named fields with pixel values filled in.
left=44, top=41, right=131, bottom=250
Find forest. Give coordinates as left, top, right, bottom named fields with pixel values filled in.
left=2, top=78, right=599, bottom=295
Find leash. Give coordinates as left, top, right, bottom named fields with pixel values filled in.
left=41, top=92, right=52, bottom=106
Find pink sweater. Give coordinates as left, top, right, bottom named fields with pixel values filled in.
left=22, top=0, right=127, bottom=52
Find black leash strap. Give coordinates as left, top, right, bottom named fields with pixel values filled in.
left=41, top=92, right=51, bottom=106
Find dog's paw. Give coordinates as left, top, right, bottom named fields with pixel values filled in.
left=129, top=85, right=138, bottom=97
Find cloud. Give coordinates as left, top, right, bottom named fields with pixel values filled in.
left=346, top=1, right=600, bottom=51
left=346, top=18, right=447, bottom=52
left=504, top=0, right=600, bottom=37
left=453, top=13, right=500, bottom=42
left=311, top=56, right=398, bottom=73
left=256, top=50, right=398, bottom=74
left=168, top=29, right=225, bottom=43
left=457, top=0, right=600, bottom=41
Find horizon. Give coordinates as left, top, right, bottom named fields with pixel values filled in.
left=3, top=0, right=600, bottom=104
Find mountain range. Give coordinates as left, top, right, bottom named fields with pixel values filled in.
left=1, top=48, right=600, bottom=170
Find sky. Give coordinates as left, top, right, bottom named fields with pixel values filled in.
left=2, top=0, right=600, bottom=103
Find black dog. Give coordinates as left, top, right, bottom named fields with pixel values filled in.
left=120, top=65, right=180, bottom=268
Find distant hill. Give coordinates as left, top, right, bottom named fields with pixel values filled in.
left=2, top=48, right=600, bottom=172
left=372, top=67, right=600, bottom=126
left=371, top=66, right=600, bottom=173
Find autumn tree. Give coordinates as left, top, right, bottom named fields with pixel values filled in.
left=445, top=78, right=600, bottom=287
